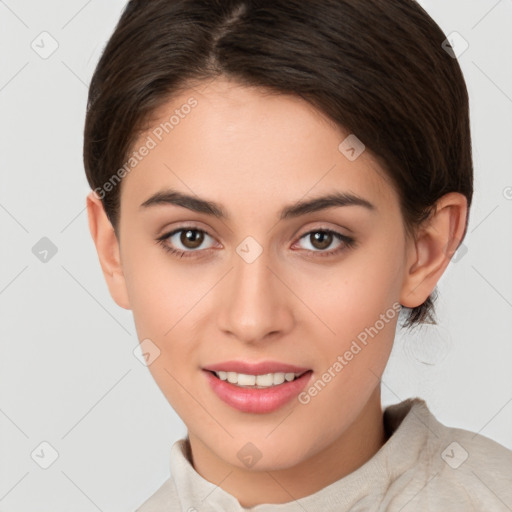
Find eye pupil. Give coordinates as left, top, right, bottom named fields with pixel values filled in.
left=311, top=231, right=332, bottom=250
left=181, top=229, right=204, bottom=249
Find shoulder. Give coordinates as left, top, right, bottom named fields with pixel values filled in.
left=135, top=477, right=180, bottom=512
left=389, top=398, right=512, bottom=511
left=430, top=420, right=512, bottom=510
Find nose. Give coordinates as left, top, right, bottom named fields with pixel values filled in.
left=216, top=247, right=295, bottom=345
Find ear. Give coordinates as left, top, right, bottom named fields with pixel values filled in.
left=86, top=191, right=131, bottom=310
left=400, top=192, right=468, bottom=309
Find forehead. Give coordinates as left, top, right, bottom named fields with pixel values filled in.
left=122, top=78, right=397, bottom=214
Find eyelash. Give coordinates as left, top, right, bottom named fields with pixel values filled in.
left=155, top=226, right=356, bottom=259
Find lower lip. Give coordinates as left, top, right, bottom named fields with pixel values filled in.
left=203, top=370, right=313, bottom=414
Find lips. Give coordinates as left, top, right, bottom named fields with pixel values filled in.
left=203, top=368, right=313, bottom=413
left=202, top=360, right=311, bottom=375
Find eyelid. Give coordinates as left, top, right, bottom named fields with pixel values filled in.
left=295, top=223, right=351, bottom=239
left=157, top=220, right=214, bottom=237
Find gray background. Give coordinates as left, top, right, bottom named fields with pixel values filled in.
left=1, top=0, right=511, bottom=510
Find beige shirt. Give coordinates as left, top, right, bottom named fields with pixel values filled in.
left=136, top=397, right=512, bottom=511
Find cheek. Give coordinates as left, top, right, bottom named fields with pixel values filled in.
left=122, top=237, right=199, bottom=336
left=299, top=250, right=402, bottom=340
left=295, top=239, right=402, bottom=384
left=122, top=249, right=204, bottom=413
left=122, top=243, right=208, bottom=387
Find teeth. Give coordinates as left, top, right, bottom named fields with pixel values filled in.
left=214, top=371, right=304, bottom=388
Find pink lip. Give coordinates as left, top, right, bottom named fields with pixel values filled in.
left=203, top=369, right=313, bottom=414
left=202, top=360, right=310, bottom=375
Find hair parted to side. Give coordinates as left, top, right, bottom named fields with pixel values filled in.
left=83, top=0, right=473, bottom=330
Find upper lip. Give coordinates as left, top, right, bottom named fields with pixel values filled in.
left=203, top=360, right=311, bottom=375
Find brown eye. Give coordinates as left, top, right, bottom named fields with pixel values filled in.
left=180, top=229, right=204, bottom=249
left=158, top=227, right=216, bottom=255
left=295, top=228, right=355, bottom=256
left=309, top=231, right=333, bottom=250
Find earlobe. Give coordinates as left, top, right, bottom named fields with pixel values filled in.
left=400, top=192, right=468, bottom=309
left=86, top=191, right=131, bottom=310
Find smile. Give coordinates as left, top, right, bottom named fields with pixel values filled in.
left=212, top=370, right=308, bottom=388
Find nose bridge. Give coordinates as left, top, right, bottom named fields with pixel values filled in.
left=234, top=247, right=272, bottom=301
left=218, top=241, right=292, bottom=342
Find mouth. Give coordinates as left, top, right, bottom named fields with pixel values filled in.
left=202, top=368, right=314, bottom=414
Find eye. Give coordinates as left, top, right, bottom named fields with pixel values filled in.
left=156, top=225, right=356, bottom=259
left=294, top=228, right=356, bottom=256
left=156, top=227, right=217, bottom=257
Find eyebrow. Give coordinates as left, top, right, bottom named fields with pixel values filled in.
left=140, top=188, right=376, bottom=220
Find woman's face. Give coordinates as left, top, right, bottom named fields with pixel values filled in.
left=113, top=77, right=413, bottom=470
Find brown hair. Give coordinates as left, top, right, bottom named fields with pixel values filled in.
left=83, top=0, right=473, bottom=330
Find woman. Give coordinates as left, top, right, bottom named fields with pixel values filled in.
left=84, top=0, right=512, bottom=510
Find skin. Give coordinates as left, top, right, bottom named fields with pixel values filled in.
left=87, top=77, right=467, bottom=507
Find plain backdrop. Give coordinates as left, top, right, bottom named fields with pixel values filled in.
left=1, top=1, right=511, bottom=510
